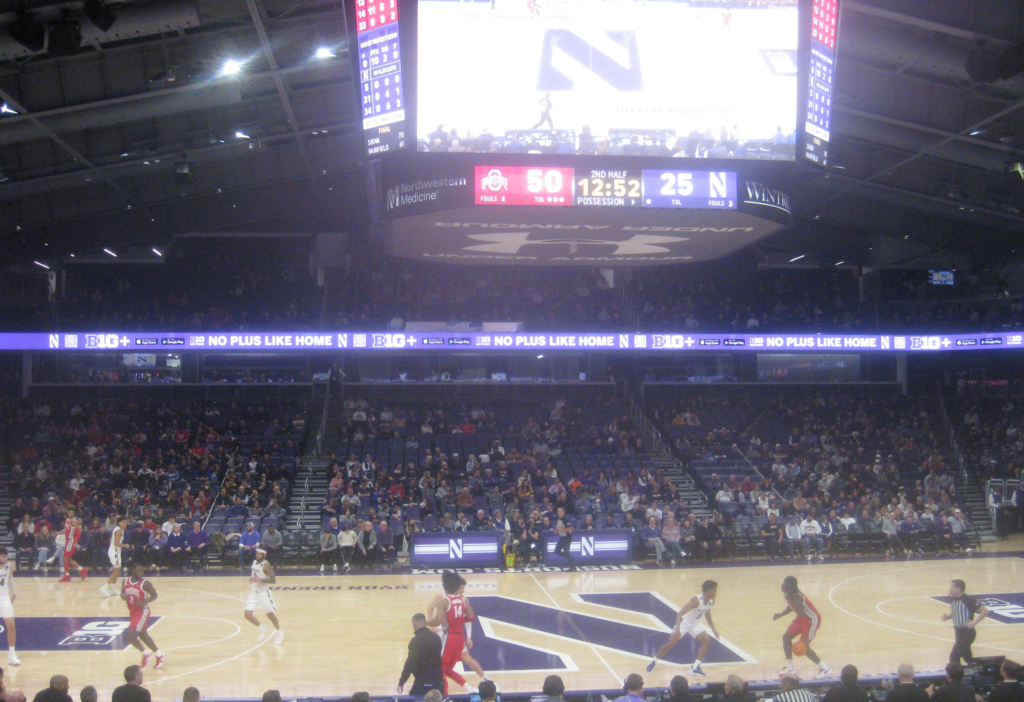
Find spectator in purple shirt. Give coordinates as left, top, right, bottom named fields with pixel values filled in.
left=167, top=523, right=188, bottom=570
left=185, top=521, right=209, bottom=571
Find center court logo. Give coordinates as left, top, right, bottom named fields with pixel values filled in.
left=7, top=617, right=161, bottom=650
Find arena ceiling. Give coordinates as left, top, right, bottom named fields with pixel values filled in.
left=0, top=0, right=1022, bottom=274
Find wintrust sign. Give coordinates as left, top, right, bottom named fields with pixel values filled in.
left=742, top=182, right=791, bottom=214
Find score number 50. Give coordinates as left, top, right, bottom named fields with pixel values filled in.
left=526, top=169, right=565, bottom=193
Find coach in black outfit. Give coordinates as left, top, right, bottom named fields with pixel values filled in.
left=111, top=666, right=151, bottom=702
left=887, top=663, right=931, bottom=702
left=942, top=579, right=989, bottom=664
left=823, top=665, right=869, bottom=702
left=927, top=663, right=976, bottom=702
left=397, top=613, right=444, bottom=697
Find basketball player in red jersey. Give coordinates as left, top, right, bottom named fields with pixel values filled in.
left=58, top=513, right=88, bottom=583
left=773, top=575, right=830, bottom=679
left=427, top=571, right=492, bottom=694
left=121, top=563, right=167, bottom=669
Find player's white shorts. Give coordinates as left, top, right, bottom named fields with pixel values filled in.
left=674, top=622, right=710, bottom=639
left=108, top=548, right=121, bottom=568
left=0, top=596, right=14, bottom=619
left=245, top=589, right=276, bottom=613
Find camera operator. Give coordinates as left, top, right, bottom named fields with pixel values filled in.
left=927, top=663, right=976, bottom=702
left=518, top=519, right=542, bottom=565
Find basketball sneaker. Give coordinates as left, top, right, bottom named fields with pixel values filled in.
left=99, top=584, right=110, bottom=597
left=273, top=629, right=284, bottom=645
left=155, top=653, right=168, bottom=669
left=58, top=575, right=72, bottom=583
left=645, top=659, right=656, bottom=673
left=7, top=651, right=20, bottom=666
left=257, top=624, right=270, bottom=642
left=141, top=652, right=152, bottom=668
left=80, top=568, right=89, bottom=580
left=690, top=665, right=707, bottom=678
left=779, top=664, right=797, bottom=676
left=815, top=665, right=832, bottom=680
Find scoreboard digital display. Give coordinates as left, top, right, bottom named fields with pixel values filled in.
left=474, top=166, right=737, bottom=210
left=804, top=0, right=839, bottom=165
left=356, top=0, right=407, bottom=157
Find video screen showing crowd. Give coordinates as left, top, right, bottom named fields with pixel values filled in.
left=417, top=0, right=798, bottom=158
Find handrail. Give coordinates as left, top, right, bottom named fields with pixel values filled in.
left=937, top=389, right=970, bottom=485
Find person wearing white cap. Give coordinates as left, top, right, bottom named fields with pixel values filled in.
left=244, top=548, right=283, bottom=644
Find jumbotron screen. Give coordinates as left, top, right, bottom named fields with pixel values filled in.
left=416, top=0, right=799, bottom=159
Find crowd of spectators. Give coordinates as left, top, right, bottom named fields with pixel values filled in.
left=3, top=396, right=308, bottom=572
left=652, top=391, right=983, bottom=561
left=313, top=396, right=706, bottom=568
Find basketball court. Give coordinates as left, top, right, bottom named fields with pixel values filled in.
left=3, top=541, right=1023, bottom=702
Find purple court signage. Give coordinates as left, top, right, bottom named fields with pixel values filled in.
left=6, top=330, right=1024, bottom=353
left=543, top=529, right=632, bottom=565
left=410, top=532, right=502, bottom=568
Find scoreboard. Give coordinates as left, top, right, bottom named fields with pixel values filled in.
left=803, top=0, right=839, bottom=165
left=475, top=166, right=737, bottom=210
left=356, top=0, right=407, bottom=157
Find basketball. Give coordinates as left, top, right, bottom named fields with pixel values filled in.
left=792, top=641, right=809, bottom=657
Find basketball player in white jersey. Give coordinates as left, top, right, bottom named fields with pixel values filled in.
left=244, top=548, right=283, bottom=645
left=646, top=579, right=719, bottom=678
left=0, top=547, right=21, bottom=666
left=101, top=516, right=127, bottom=598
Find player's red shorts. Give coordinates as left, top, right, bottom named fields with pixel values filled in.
left=786, top=612, right=821, bottom=642
left=129, top=607, right=151, bottom=633
left=442, top=632, right=465, bottom=667
left=64, top=544, right=76, bottom=558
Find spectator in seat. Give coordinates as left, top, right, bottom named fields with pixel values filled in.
left=989, top=660, right=1023, bottom=702
left=679, top=518, right=697, bottom=558
left=613, top=674, right=645, bottom=702
left=761, top=513, right=783, bottom=560
left=233, top=522, right=261, bottom=570
left=899, top=516, right=925, bottom=556
left=644, top=516, right=668, bottom=565
left=261, top=524, right=282, bottom=563
left=721, top=675, right=747, bottom=702
left=13, top=523, right=34, bottom=570
left=34, top=526, right=55, bottom=572
left=539, top=676, right=565, bottom=702
left=148, top=527, right=168, bottom=571
left=660, top=513, right=685, bottom=565
left=167, top=524, right=187, bottom=570
left=338, top=523, right=356, bottom=572
left=356, top=520, right=380, bottom=570
left=666, top=676, right=697, bottom=702
left=695, top=517, right=722, bottom=562
left=781, top=515, right=805, bottom=559
left=319, top=526, right=339, bottom=574
left=823, top=665, right=868, bottom=702
left=881, top=510, right=908, bottom=557
left=950, top=511, right=973, bottom=552
left=1, top=663, right=27, bottom=702
left=378, top=520, right=398, bottom=567
left=127, top=521, right=150, bottom=567
left=800, top=512, right=824, bottom=561
left=31, top=675, right=71, bottom=702
left=185, top=521, right=209, bottom=571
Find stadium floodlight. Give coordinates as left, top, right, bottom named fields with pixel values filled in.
left=103, top=248, right=117, bottom=257
left=221, top=59, right=243, bottom=76
left=33, top=261, right=50, bottom=270
left=0, top=102, right=17, bottom=115
left=152, top=248, right=163, bottom=256
left=537, top=354, right=544, bottom=359
left=314, top=47, right=336, bottom=59
left=234, top=130, right=250, bottom=139
left=788, top=254, right=805, bottom=262
left=834, top=261, right=845, bottom=266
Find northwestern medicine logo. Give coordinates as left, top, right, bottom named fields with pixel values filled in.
left=385, top=177, right=467, bottom=212
left=931, top=593, right=1024, bottom=624
left=538, top=30, right=643, bottom=91
left=0, top=617, right=161, bottom=651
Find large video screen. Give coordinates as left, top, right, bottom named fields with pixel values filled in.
left=417, top=0, right=799, bottom=159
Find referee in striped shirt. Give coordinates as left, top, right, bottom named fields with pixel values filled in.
left=941, top=579, right=989, bottom=664
left=773, top=676, right=817, bottom=702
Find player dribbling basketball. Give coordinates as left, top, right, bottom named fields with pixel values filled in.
left=121, top=563, right=167, bottom=669
left=245, top=548, right=283, bottom=645
left=774, top=576, right=830, bottom=679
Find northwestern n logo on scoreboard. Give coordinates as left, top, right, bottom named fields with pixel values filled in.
left=581, top=536, right=596, bottom=557
left=537, top=30, right=643, bottom=92
left=449, top=539, right=464, bottom=559
left=0, top=617, right=161, bottom=651
left=932, top=593, right=1024, bottom=624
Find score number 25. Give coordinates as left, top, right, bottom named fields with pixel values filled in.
left=660, top=172, right=695, bottom=196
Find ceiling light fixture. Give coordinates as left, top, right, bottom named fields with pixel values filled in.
left=221, top=59, right=243, bottom=76
left=33, top=261, right=50, bottom=269
left=834, top=261, right=844, bottom=266
left=234, top=130, right=250, bottom=139
left=103, top=248, right=117, bottom=257
left=314, top=47, right=336, bottom=59
left=152, top=248, right=163, bottom=256
left=0, top=102, right=17, bottom=115
left=788, top=254, right=805, bottom=262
